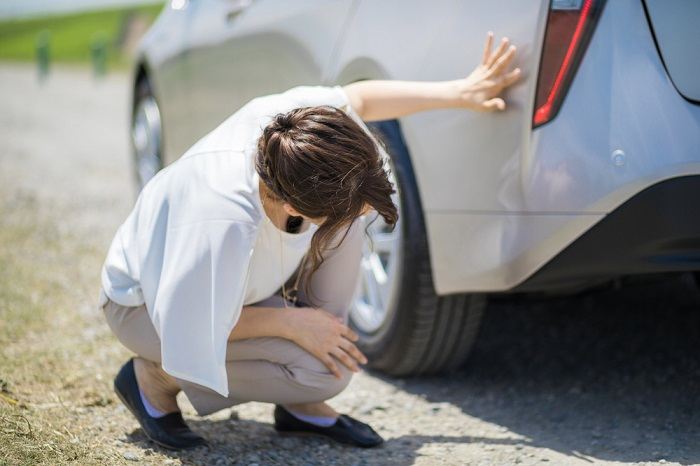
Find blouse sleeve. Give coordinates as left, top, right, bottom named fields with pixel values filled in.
left=149, top=219, right=256, bottom=397
left=279, top=84, right=356, bottom=115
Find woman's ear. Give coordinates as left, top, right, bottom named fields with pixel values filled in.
left=282, top=202, right=326, bottom=225
left=282, top=203, right=302, bottom=217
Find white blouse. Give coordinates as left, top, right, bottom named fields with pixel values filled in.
left=243, top=198, right=318, bottom=306
left=99, top=85, right=381, bottom=396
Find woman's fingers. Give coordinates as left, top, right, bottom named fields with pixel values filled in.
left=482, top=98, right=506, bottom=112
left=331, top=347, right=360, bottom=372
left=340, top=337, right=368, bottom=365
left=501, top=67, right=522, bottom=88
left=340, top=323, right=359, bottom=342
left=490, top=45, right=517, bottom=77
left=481, top=31, right=494, bottom=65
left=486, top=37, right=510, bottom=69
left=321, top=354, right=342, bottom=379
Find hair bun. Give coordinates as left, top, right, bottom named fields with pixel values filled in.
left=272, top=112, right=296, bottom=132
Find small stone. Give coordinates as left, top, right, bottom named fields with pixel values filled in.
left=358, top=401, right=388, bottom=415
left=430, top=402, right=450, bottom=414
left=122, top=451, right=139, bottom=461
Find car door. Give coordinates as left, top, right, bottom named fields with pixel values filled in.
left=181, top=0, right=357, bottom=146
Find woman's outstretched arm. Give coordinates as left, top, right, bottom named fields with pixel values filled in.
left=343, top=32, right=521, bottom=121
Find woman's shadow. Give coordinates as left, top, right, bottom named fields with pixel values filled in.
left=124, top=415, right=484, bottom=465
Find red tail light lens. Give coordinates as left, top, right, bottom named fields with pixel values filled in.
left=533, top=0, right=606, bottom=127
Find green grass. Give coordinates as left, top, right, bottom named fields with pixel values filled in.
left=0, top=4, right=164, bottom=68
left=0, top=193, right=130, bottom=465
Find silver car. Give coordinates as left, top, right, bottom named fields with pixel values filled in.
left=130, top=0, right=700, bottom=376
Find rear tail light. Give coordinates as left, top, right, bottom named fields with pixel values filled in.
left=533, top=0, right=606, bottom=127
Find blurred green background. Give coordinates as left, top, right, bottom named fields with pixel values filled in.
left=0, top=3, right=164, bottom=70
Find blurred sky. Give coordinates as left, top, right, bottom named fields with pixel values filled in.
left=0, top=0, right=163, bottom=19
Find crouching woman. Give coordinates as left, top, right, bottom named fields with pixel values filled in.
left=98, top=33, right=519, bottom=450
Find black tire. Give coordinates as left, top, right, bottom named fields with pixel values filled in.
left=131, top=75, right=163, bottom=194
left=351, top=120, right=486, bottom=376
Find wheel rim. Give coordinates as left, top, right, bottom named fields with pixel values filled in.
left=350, top=159, right=403, bottom=334
left=132, top=95, right=162, bottom=189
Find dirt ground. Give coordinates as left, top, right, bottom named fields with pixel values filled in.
left=1, top=63, right=698, bottom=466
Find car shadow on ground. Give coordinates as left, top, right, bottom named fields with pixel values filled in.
left=376, top=273, right=700, bottom=465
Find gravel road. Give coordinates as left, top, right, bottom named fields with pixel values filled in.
left=1, top=63, right=698, bottom=466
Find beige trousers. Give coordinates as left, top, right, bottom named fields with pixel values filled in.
left=101, top=216, right=365, bottom=416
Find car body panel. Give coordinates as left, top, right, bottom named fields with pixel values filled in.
left=427, top=0, right=700, bottom=293
left=528, top=0, right=700, bottom=214
left=174, top=0, right=355, bottom=159
left=330, top=0, right=548, bottom=213
left=427, top=211, right=604, bottom=292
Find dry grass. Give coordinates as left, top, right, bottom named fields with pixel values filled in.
left=0, top=191, right=136, bottom=465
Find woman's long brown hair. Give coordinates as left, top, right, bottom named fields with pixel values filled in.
left=255, top=105, right=399, bottom=307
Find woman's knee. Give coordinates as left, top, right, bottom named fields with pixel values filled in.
left=102, top=299, right=161, bottom=363
left=290, top=356, right=354, bottom=400
left=321, top=364, right=354, bottom=399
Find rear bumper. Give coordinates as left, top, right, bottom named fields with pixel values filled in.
left=429, top=175, right=700, bottom=295
left=513, top=175, right=700, bottom=292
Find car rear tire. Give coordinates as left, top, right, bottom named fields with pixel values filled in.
left=131, top=76, right=163, bottom=192
left=350, top=120, right=486, bottom=376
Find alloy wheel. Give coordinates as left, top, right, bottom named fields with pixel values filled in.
left=132, top=95, right=162, bottom=190
left=350, top=159, right=403, bottom=334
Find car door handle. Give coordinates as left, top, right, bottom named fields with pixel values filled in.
left=225, top=0, right=253, bottom=22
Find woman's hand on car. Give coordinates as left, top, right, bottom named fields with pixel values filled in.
left=454, top=31, right=522, bottom=112
left=284, top=307, right=368, bottom=378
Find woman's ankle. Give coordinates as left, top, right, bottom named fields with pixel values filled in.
left=284, top=401, right=338, bottom=418
left=133, top=357, right=180, bottom=414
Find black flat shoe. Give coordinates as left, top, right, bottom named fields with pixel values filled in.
left=113, top=358, right=208, bottom=450
left=273, top=405, right=384, bottom=448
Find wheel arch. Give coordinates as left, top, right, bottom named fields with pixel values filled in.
left=131, top=59, right=156, bottom=112
left=130, top=58, right=166, bottom=197
left=332, top=58, right=439, bottom=296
